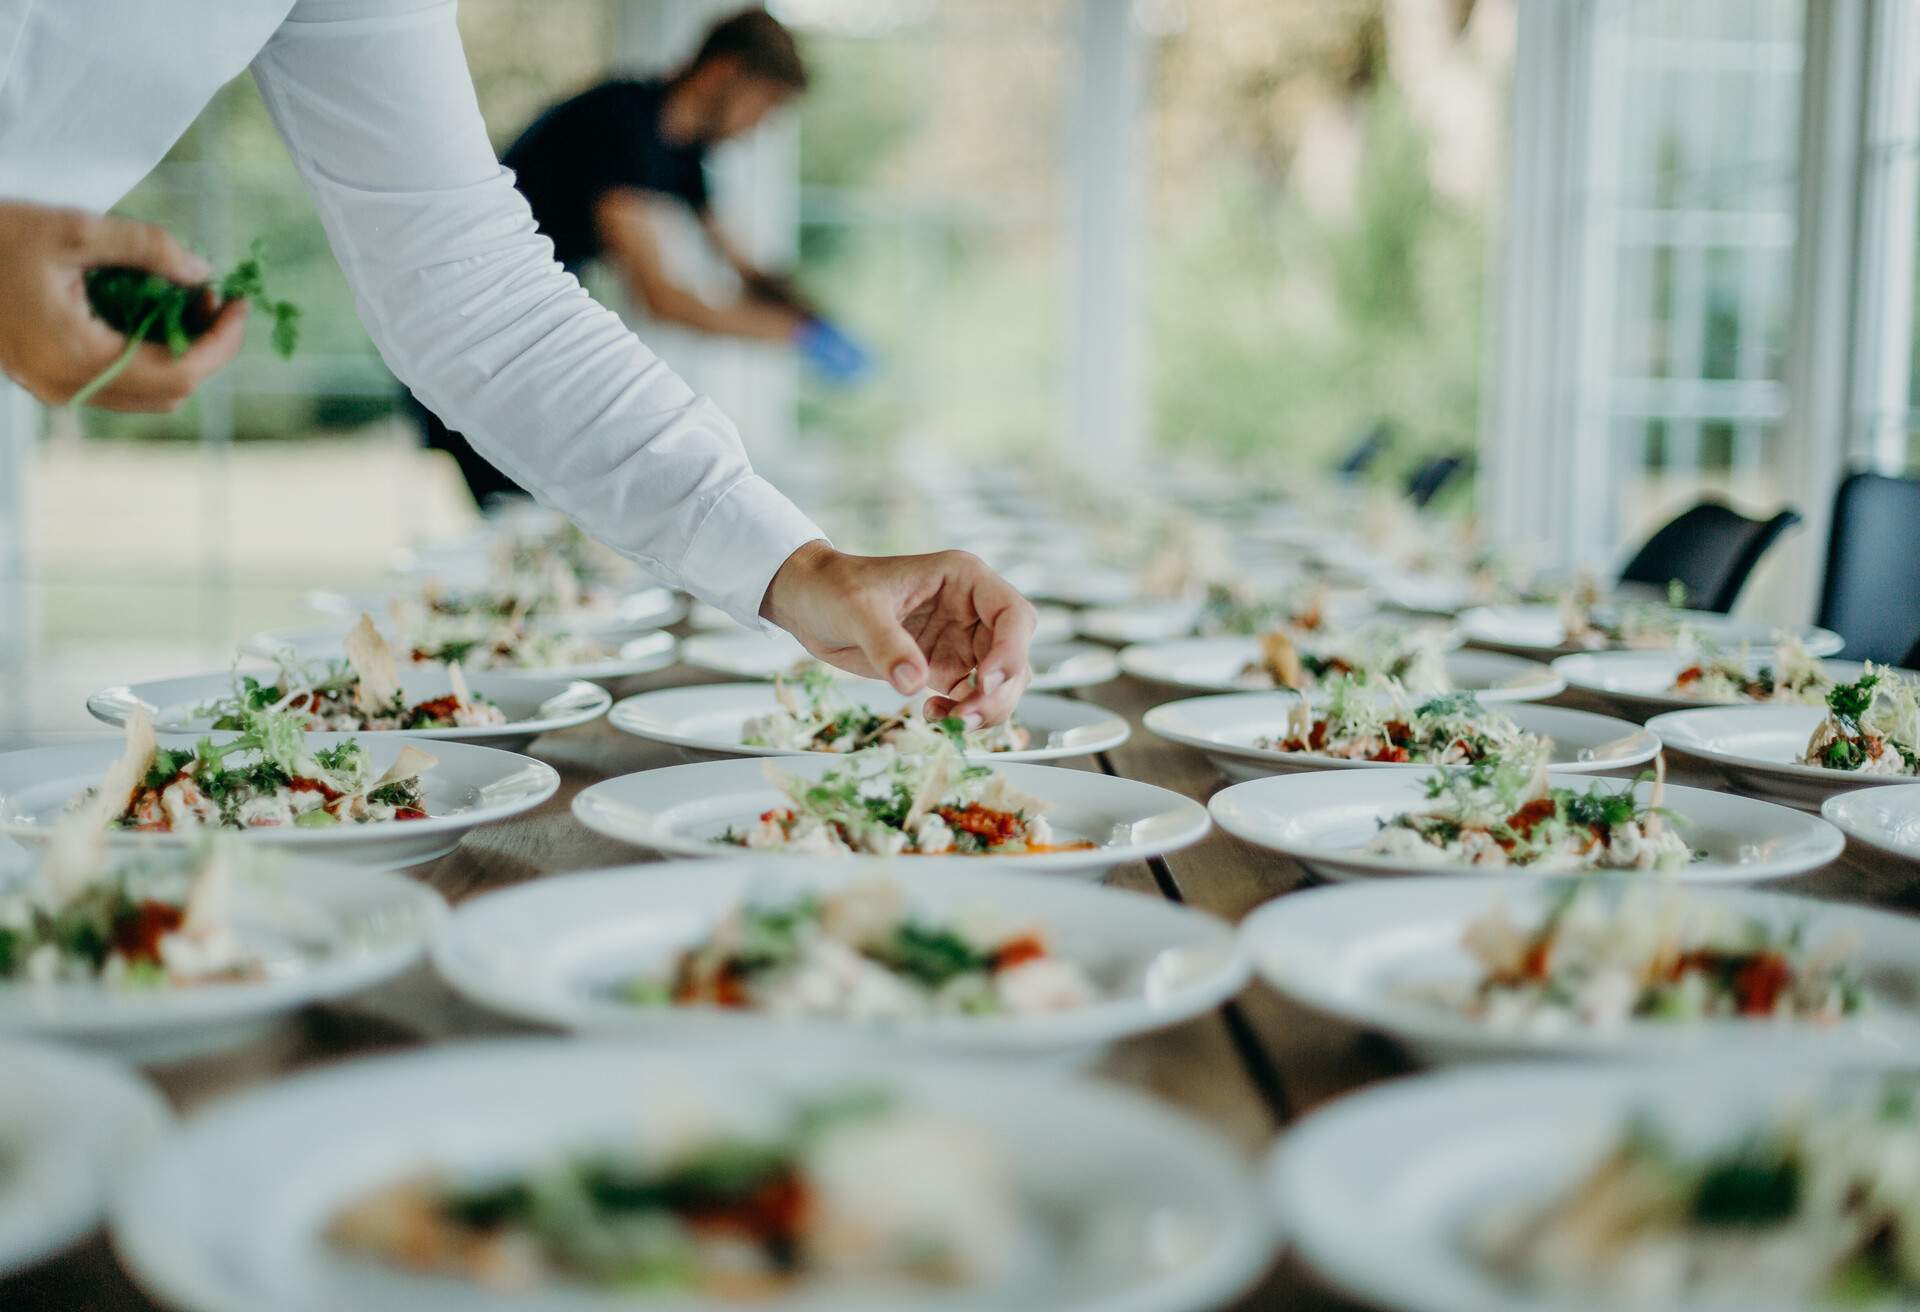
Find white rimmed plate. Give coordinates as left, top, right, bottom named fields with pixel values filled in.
left=112, top=1041, right=1273, bottom=1312
left=1823, top=783, right=1920, bottom=865
left=244, top=625, right=677, bottom=687
left=608, top=679, right=1128, bottom=764
left=1144, top=695, right=1657, bottom=782
left=1459, top=603, right=1844, bottom=657
left=1646, top=704, right=1915, bottom=811
left=1242, top=875, right=1920, bottom=1064
left=0, top=735, right=559, bottom=870
left=1118, top=638, right=1560, bottom=700
left=1002, top=562, right=1141, bottom=609
left=681, top=631, right=1118, bottom=693
left=0, top=859, right=446, bottom=1062
left=572, top=757, right=1210, bottom=878
left=432, top=859, right=1247, bottom=1059
left=1553, top=649, right=1870, bottom=718
left=1075, top=592, right=1377, bottom=647
left=87, top=672, right=609, bottom=754
left=0, top=1040, right=169, bottom=1277
left=1208, top=769, right=1841, bottom=883
left=307, top=583, right=686, bottom=634
left=1271, top=1062, right=1905, bottom=1312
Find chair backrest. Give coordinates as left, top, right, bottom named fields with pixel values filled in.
left=1617, top=500, right=1802, bottom=613
left=1404, top=453, right=1468, bottom=509
left=1332, top=421, right=1393, bottom=480
left=1818, top=471, right=1920, bottom=664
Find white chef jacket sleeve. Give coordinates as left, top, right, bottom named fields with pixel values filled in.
left=251, top=0, right=824, bottom=628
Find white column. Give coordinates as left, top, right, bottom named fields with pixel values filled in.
left=1778, top=0, right=1872, bottom=619
left=0, top=382, right=35, bottom=745
left=1065, top=0, right=1145, bottom=481
left=1852, top=0, right=1920, bottom=474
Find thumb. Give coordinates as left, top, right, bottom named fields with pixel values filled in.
left=78, top=214, right=211, bottom=285
left=850, top=595, right=926, bottom=695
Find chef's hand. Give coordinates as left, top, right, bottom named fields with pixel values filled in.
left=0, top=202, right=247, bottom=411
left=761, top=541, right=1035, bottom=727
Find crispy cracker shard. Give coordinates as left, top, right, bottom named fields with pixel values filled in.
left=373, top=744, right=438, bottom=790
left=344, top=613, right=400, bottom=716
left=92, top=706, right=158, bottom=828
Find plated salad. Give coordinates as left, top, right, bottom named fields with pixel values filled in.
left=1258, top=679, right=1540, bottom=765
left=329, top=1096, right=1015, bottom=1296
left=1198, top=581, right=1338, bottom=637
left=619, top=874, right=1095, bottom=1019
left=0, top=824, right=254, bottom=989
left=1244, top=626, right=1450, bottom=695
left=1801, top=666, right=1920, bottom=776
left=1367, top=758, right=1694, bottom=871
left=1560, top=584, right=1690, bottom=651
left=86, top=708, right=435, bottom=833
left=723, top=744, right=1090, bottom=857
left=1669, top=635, right=1830, bottom=705
left=1417, top=882, right=1860, bottom=1034
left=201, top=617, right=504, bottom=732
left=403, top=619, right=614, bottom=672
left=1478, top=1079, right=1920, bottom=1304
left=741, top=667, right=1029, bottom=755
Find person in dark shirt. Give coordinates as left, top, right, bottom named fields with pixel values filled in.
left=419, top=7, right=867, bottom=504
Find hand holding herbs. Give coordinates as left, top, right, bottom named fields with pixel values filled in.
left=72, top=239, right=300, bottom=408
left=0, top=202, right=253, bottom=411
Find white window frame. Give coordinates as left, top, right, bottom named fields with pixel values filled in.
left=1486, top=0, right=1920, bottom=618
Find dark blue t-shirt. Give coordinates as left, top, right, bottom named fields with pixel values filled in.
left=502, top=77, right=710, bottom=271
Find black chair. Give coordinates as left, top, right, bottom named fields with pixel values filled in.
left=1331, top=421, right=1393, bottom=481
left=1404, top=452, right=1470, bottom=509
left=1818, top=471, right=1920, bottom=664
left=1617, top=500, right=1802, bottom=613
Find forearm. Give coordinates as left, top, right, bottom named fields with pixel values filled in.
left=627, top=275, right=799, bottom=341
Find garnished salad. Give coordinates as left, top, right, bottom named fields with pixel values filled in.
left=404, top=620, right=613, bottom=672
left=1477, top=1080, right=1920, bottom=1304
left=1257, top=679, right=1541, bottom=765
left=1801, top=666, right=1920, bottom=776
left=741, top=667, right=1030, bottom=755
left=200, top=616, right=505, bottom=732
left=1415, top=882, right=1860, bottom=1033
left=1198, top=581, right=1338, bottom=637
left=1669, top=634, right=1830, bottom=704
left=1244, top=625, right=1450, bottom=696
left=1559, top=582, right=1691, bottom=651
left=0, top=825, right=254, bottom=989
left=619, top=874, right=1095, bottom=1019
left=1366, top=757, right=1694, bottom=872
left=87, top=708, right=435, bottom=833
left=329, top=1096, right=1017, bottom=1296
left=723, top=744, right=1089, bottom=858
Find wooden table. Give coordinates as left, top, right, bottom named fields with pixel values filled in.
left=10, top=661, right=1907, bottom=1311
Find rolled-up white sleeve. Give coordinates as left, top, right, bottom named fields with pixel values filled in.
left=251, top=0, right=823, bottom=627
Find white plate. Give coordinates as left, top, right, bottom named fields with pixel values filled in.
left=308, top=583, right=686, bottom=634
left=692, top=602, right=1074, bottom=643
left=113, top=1041, right=1273, bottom=1312
left=1118, top=639, right=1560, bottom=701
left=1075, top=593, right=1377, bottom=647
left=1209, top=769, right=1841, bottom=883
left=244, top=625, right=678, bottom=687
left=1646, top=704, right=1914, bottom=811
left=0, top=735, right=559, bottom=870
left=573, top=757, right=1211, bottom=878
left=608, top=679, right=1129, bottom=763
left=0, top=859, right=446, bottom=1062
left=1242, top=875, right=1920, bottom=1064
left=1459, top=603, right=1844, bottom=656
left=1552, top=649, right=1870, bottom=718
left=0, top=1040, right=169, bottom=1277
left=1823, top=783, right=1920, bottom=865
left=1002, top=562, right=1141, bottom=609
left=1144, top=695, right=1658, bottom=782
left=87, top=671, right=610, bottom=754
left=681, top=631, right=1115, bottom=692
left=1272, top=1062, right=1905, bottom=1312
left=433, top=859, right=1247, bottom=1059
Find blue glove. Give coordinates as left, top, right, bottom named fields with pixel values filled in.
left=794, top=317, right=872, bottom=385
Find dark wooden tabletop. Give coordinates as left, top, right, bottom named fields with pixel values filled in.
left=9, top=657, right=1909, bottom=1312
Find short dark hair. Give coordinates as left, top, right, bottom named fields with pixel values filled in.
left=689, top=9, right=808, bottom=91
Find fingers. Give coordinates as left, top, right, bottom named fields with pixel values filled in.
left=848, top=590, right=928, bottom=696
left=935, top=558, right=1037, bottom=727
left=82, top=298, right=247, bottom=412
left=70, top=211, right=211, bottom=284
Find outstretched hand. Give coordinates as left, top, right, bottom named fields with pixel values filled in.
left=760, top=541, right=1036, bottom=727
